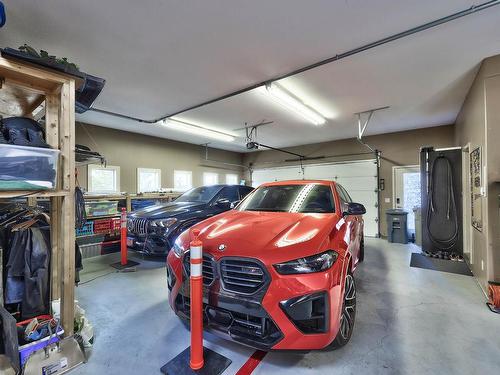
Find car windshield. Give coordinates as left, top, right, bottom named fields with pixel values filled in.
left=239, top=184, right=335, bottom=213
left=176, top=186, right=222, bottom=203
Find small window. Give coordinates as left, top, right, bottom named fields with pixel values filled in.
left=203, top=172, right=219, bottom=186
left=137, top=168, right=161, bottom=193
left=225, top=173, right=239, bottom=185
left=88, top=164, right=120, bottom=193
left=174, top=170, right=193, bottom=192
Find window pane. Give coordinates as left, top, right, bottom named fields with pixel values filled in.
left=138, top=168, right=160, bottom=193
left=174, top=170, right=192, bottom=191
left=91, top=169, right=116, bottom=192
left=203, top=172, right=219, bottom=186
left=226, top=174, right=239, bottom=185
left=403, top=172, right=421, bottom=231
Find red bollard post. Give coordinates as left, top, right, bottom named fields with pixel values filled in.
left=111, top=208, right=139, bottom=271
left=190, top=229, right=204, bottom=370
left=120, top=207, right=128, bottom=266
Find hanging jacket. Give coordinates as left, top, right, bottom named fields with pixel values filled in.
left=4, top=223, right=50, bottom=319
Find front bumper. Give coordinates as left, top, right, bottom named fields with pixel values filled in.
left=127, top=232, right=172, bottom=255
left=167, top=251, right=345, bottom=350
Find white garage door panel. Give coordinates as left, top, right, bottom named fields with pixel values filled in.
left=251, top=167, right=302, bottom=187
left=305, top=162, right=377, bottom=178
left=251, top=160, right=379, bottom=237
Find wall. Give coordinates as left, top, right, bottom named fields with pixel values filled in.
left=455, top=55, right=500, bottom=286
left=75, top=123, right=244, bottom=193
left=243, top=125, right=455, bottom=237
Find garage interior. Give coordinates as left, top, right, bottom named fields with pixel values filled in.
left=0, top=1, right=500, bottom=374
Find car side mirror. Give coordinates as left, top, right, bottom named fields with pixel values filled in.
left=343, top=202, right=366, bottom=216
left=215, top=198, right=231, bottom=209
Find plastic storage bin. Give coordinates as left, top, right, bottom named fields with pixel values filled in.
left=111, top=217, right=121, bottom=233
left=0, top=144, right=60, bottom=190
left=76, top=221, right=94, bottom=237
left=386, top=209, right=409, bottom=244
left=93, top=218, right=112, bottom=234
left=84, top=200, right=118, bottom=217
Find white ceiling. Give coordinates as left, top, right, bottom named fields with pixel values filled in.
left=2, top=1, right=500, bottom=152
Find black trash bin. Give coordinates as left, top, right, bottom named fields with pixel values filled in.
left=386, top=209, right=409, bottom=244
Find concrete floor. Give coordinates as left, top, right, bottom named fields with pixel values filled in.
left=71, top=239, right=500, bottom=374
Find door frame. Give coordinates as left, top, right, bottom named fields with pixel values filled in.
left=392, top=165, right=420, bottom=209
left=462, top=143, right=473, bottom=263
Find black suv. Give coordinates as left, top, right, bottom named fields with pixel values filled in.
left=127, top=184, right=254, bottom=255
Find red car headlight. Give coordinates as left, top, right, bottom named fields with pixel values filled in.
left=274, top=250, right=338, bottom=275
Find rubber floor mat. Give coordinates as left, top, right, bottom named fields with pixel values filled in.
left=410, top=253, right=473, bottom=276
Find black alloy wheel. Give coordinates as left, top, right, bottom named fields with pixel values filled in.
left=330, top=273, right=357, bottom=349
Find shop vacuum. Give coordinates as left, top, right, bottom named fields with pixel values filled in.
left=420, top=147, right=463, bottom=259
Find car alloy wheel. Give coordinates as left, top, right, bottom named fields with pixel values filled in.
left=339, top=273, right=356, bottom=340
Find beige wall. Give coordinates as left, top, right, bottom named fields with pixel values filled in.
left=455, top=55, right=500, bottom=286
left=243, top=125, right=455, bottom=237
left=75, top=123, right=244, bottom=193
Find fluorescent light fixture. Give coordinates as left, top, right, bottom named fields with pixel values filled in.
left=261, top=83, right=326, bottom=125
left=162, top=119, right=235, bottom=142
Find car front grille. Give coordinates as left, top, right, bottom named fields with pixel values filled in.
left=183, top=252, right=216, bottom=286
left=220, top=258, right=266, bottom=294
left=127, top=218, right=149, bottom=235
left=174, top=294, right=283, bottom=350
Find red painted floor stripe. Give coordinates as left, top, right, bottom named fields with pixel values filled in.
left=235, top=350, right=268, bottom=375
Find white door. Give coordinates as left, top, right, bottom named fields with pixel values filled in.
left=251, top=160, right=379, bottom=237
left=393, top=166, right=420, bottom=236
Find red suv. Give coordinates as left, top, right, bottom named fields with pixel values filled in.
left=166, top=180, right=365, bottom=350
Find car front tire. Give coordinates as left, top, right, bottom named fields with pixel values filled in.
left=330, top=272, right=356, bottom=349
left=359, top=236, right=365, bottom=262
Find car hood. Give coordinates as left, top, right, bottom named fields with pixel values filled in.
left=187, top=210, right=339, bottom=262
left=129, top=201, right=207, bottom=219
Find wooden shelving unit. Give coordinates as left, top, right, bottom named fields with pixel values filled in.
left=75, top=193, right=180, bottom=256
left=83, top=192, right=181, bottom=211
left=0, top=57, right=78, bottom=335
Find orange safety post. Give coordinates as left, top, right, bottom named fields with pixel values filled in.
left=120, top=207, right=127, bottom=266
left=189, top=229, right=204, bottom=370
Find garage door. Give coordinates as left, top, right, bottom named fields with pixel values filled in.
left=251, top=159, right=379, bottom=237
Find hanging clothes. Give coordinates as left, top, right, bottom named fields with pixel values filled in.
left=1, top=206, right=51, bottom=319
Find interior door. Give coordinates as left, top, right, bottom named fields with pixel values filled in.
left=393, top=166, right=420, bottom=236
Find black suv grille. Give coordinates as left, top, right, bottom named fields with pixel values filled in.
left=220, top=259, right=266, bottom=294
left=183, top=253, right=215, bottom=286
left=127, top=218, right=149, bottom=235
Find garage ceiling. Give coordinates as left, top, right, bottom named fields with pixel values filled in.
left=2, top=1, right=500, bottom=151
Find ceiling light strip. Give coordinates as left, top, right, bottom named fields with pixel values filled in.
left=163, top=119, right=235, bottom=142
left=262, top=83, right=326, bottom=125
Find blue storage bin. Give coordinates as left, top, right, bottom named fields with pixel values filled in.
left=76, top=221, right=94, bottom=237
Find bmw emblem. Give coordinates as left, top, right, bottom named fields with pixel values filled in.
left=218, top=244, right=226, bottom=252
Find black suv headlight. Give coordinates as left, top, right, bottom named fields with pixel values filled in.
left=151, top=218, right=177, bottom=229
left=274, top=250, right=338, bottom=275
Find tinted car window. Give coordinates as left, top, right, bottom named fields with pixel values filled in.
left=336, top=184, right=352, bottom=204
left=216, top=186, right=239, bottom=203
left=238, top=186, right=254, bottom=200
left=176, top=186, right=222, bottom=203
left=239, top=184, right=335, bottom=213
